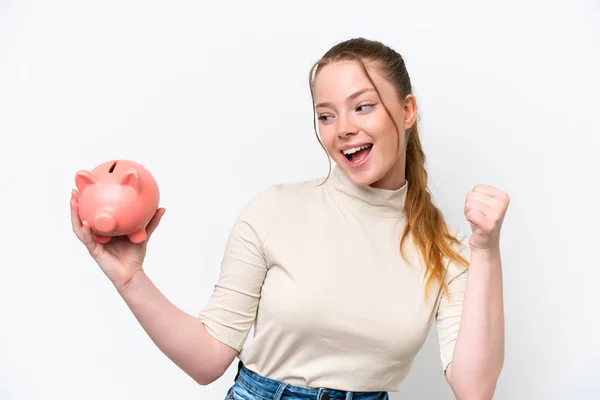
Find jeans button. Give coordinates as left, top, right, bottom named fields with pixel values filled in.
left=321, top=394, right=330, bottom=400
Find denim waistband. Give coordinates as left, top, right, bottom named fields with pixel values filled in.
left=233, top=361, right=388, bottom=400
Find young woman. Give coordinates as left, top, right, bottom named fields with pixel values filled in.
left=70, top=38, right=509, bottom=400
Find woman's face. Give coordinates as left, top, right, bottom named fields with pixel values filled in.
left=313, top=60, right=416, bottom=190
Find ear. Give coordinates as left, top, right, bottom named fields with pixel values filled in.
left=120, top=169, right=141, bottom=192
left=403, top=94, right=417, bottom=131
left=75, top=170, right=97, bottom=192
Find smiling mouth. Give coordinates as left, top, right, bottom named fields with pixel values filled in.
left=342, top=143, right=373, bottom=163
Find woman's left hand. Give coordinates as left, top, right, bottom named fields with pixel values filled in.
left=464, top=184, right=510, bottom=253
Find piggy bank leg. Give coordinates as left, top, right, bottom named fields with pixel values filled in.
left=128, top=230, right=148, bottom=243
left=92, top=233, right=112, bottom=244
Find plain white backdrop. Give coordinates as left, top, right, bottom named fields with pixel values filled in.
left=1, top=0, right=599, bottom=399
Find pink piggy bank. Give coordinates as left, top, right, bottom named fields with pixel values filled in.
left=74, top=160, right=160, bottom=244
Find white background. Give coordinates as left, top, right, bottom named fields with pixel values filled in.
left=1, top=0, right=599, bottom=399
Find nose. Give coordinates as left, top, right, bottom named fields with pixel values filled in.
left=336, top=114, right=358, bottom=139
left=94, top=210, right=116, bottom=233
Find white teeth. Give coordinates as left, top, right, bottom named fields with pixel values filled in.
left=342, top=144, right=372, bottom=155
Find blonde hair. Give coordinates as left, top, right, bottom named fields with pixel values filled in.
left=308, top=38, right=468, bottom=298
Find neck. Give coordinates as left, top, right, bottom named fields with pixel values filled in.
left=326, top=165, right=408, bottom=218
left=369, top=161, right=407, bottom=190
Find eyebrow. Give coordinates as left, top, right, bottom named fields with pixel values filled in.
left=315, top=87, right=376, bottom=109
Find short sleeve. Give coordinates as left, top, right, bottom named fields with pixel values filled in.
left=197, top=185, right=282, bottom=351
left=436, top=230, right=470, bottom=371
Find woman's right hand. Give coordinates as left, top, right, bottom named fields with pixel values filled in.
left=70, top=189, right=166, bottom=290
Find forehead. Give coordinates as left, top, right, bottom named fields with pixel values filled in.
left=312, top=60, right=392, bottom=103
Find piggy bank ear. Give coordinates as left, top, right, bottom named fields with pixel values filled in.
left=120, top=169, right=141, bottom=192
left=75, top=170, right=97, bottom=192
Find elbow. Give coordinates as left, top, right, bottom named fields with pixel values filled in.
left=191, top=361, right=231, bottom=386
left=453, top=383, right=497, bottom=400
left=451, top=363, right=503, bottom=400
left=452, top=372, right=502, bottom=400
left=193, top=369, right=224, bottom=386
left=194, top=375, right=217, bottom=386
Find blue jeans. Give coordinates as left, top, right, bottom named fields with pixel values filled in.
left=225, top=361, right=389, bottom=400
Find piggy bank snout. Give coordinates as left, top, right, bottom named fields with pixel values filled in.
left=94, top=211, right=117, bottom=233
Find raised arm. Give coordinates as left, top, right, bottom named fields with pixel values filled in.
left=441, top=184, right=509, bottom=399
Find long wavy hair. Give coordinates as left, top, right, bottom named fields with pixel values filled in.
left=308, top=38, right=468, bottom=298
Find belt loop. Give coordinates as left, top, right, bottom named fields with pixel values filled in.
left=273, top=382, right=288, bottom=400
left=345, top=392, right=353, bottom=400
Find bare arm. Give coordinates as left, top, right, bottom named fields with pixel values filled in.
left=445, top=248, right=504, bottom=399
left=446, top=184, right=509, bottom=399
left=70, top=189, right=242, bottom=386
left=117, top=271, right=239, bottom=385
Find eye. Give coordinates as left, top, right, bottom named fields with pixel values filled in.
left=318, top=115, right=332, bottom=122
left=357, top=103, right=375, bottom=112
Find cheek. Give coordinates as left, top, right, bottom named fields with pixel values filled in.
left=372, top=122, right=398, bottom=147
left=372, top=125, right=401, bottom=160
left=365, top=111, right=396, bottom=139
left=318, top=127, right=337, bottom=153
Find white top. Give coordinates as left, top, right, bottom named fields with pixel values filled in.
left=197, top=166, right=469, bottom=392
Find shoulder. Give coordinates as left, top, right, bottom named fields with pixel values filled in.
left=236, top=176, right=324, bottom=227
left=245, top=176, right=324, bottom=210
